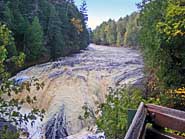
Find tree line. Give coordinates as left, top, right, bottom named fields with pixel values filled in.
left=92, top=12, right=140, bottom=47
left=0, top=0, right=89, bottom=72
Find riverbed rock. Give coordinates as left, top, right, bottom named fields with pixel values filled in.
left=45, top=105, right=68, bottom=139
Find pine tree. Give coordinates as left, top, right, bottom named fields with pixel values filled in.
left=25, top=16, right=44, bottom=61
left=47, top=4, right=65, bottom=60
left=80, top=0, right=88, bottom=24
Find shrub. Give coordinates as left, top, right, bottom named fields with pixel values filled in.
left=96, top=87, right=143, bottom=139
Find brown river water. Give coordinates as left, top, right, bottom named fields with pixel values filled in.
left=14, top=44, right=144, bottom=139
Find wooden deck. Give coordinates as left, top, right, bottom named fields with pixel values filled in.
left=125, top=102, right=185, bottom=139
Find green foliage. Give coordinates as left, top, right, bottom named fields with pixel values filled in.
left=116, top=17, right=128, bottom=46
left=0, top=0, right=89, bottom=63
left=0, top=23, right=24, bottom=78
left=92, top=12, right=140, bottom=47
left=124, top=12, right=140, bottom=47
left=92, top=22, right=108, bottom=45
left=96, top=87, right=143, bottom=139
left=156, top=0, right=185, bottom=88
left=106, top=20, right=117, bottom=45
left=139, top=0, right=185, bottom=90
left=25, top=16, right=44, bottom=61
left=0, top=23, right=17, bottom=58
left=138, top=0, right=185, bottom=108
left=0, top=23, right=45, bottom=139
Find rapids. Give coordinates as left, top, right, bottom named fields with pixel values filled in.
left=14, top=44, right=144, bottom=139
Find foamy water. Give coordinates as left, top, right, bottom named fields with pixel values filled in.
left=15, top=44, right=144, bottom=139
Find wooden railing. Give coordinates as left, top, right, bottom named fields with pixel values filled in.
left=125, top=102, right=185, bottom=139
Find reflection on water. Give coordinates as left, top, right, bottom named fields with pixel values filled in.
left=15, top=44, right=144, bottom=139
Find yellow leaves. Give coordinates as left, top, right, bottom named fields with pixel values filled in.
left=70, top=18, right=83, bottom=33
left=175, top=87, right=185, bottom=95
left=13, top=52, right=25, bottom=67
left=166, top=87, right=185, bottom=96
left=173, top=30, right=185, bottom=37
left=156, top=1, right=185, bottom=42
left=157, top=22, right=184, bottom=37
left=167, top=2, right=185, bottom=18
left=164, top=87, right=185, bottom=108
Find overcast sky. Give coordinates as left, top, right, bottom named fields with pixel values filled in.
left=75, top=0, right=141, bottom=29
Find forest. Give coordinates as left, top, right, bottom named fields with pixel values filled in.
left=0, top=0, right=89, bottom=73
left=92, top=12, right=140, bottom=47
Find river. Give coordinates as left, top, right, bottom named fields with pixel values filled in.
left=14, top=44, right=144, bottom=139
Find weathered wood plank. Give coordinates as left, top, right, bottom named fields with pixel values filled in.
left=145, top=128, right=185, bottom=139
left=125, top=103, right=185, bottom=138
left=146, top=105, right=185, bottom=132
left=147, top=104, right=185, bottom=119
left=124, top=102, right=147, bottom=139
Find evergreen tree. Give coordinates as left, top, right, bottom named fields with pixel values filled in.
left=47, top=5, right=64, bottom=60
left=124, top=12, right=140, bottom=47
left=25, top=17, right=44, bottom=61
left=80, top=0, right=88, bottom=24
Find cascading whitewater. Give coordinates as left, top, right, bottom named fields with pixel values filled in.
left=14, top=44, right=144, bottom=139
left=45, top=105, right=68, bottom=139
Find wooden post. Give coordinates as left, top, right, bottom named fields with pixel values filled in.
left=124, top=102, right=147, bottom=139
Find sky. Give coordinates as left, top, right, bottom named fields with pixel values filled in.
left=75, top=0, right=141, bottom=29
